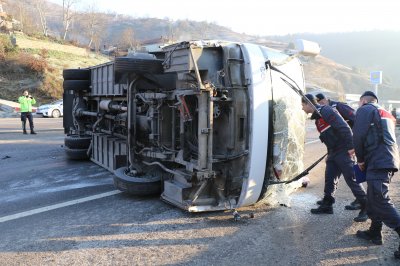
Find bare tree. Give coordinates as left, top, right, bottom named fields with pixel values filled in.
left=5, top=0, right=40, bottom=34
left=92, top=29, right=107, bottom=52
left=62, top=0, right=79, bottom=40
left=80, top=2, right=107, bottom=49
left=9, top=1, right=25, bottom=32
left=199, top=21, right=210, bottom=39
left=119, top=27, right=136, bottom=49
left=33, top=0, right=48, bottom=36
left=166, top=18, right=176, bottom=42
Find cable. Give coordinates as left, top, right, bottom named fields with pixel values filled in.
left=268, top=153, right=327, bottom=185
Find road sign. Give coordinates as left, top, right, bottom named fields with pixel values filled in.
left=370, top=71, right=382, bottom=85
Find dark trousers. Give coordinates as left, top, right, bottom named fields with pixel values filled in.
left=366, top=170, right=400, bottom=229
left=324, top=149, right=367, bottom=201
left=21, top=112, right=34, bottom=131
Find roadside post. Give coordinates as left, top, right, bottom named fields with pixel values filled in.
left=370, top=71, right=382, bottom=97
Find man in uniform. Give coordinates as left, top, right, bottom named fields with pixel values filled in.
left=301, top=94, right=367, bottom=222
left=315, top=93, right=360, bottom=211
left=353, top=91, right=400, bottom=259
left=315, top=93, right=356, bottom=128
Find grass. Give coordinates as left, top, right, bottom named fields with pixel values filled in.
left=0, top=33, right=110, bottom=103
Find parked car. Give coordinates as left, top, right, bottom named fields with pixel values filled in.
left=36, top=99, right=63, bottom=118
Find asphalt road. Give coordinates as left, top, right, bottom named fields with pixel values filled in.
left=0, top=118, right=400, bottom=265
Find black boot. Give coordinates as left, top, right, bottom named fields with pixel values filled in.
left=345, top=199, right=362, bottom=210
left=395, top=246, right=400, bottom=259
left=316, top=196, right=336, bottom=206
left=311, top=196, right=334, bottom=214
left=356, top=221, right=383, bottom=245
left=353, top=198, right=368, bottom=222
left=394, top=227, right=400, bottom=259
left=316, top=199, right=324, bottom=205
left=22, top=121, right=27, bottom=134
left=30, top=123, right=36, bottom=134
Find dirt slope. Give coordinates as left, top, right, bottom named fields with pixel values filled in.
left=0, top=33, right=110, bottom=106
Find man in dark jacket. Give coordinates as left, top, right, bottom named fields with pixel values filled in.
left=301, top=94, right=367, bottom=221
left=315, top=93, right=360, bottom=211
left=353, top=91, right=400, bottom=259
left=315, top=93, right=356, bottom=128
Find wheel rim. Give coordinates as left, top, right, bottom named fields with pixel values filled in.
left=52, top=109, right=61, bottom=118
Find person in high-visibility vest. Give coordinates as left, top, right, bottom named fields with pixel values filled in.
left=18, top=90, right=37, bottom=134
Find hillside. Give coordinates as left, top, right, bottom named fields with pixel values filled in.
left=0, top=33, right=109, bottom=105
left=2, top=0, right=399, bottom=103
left=1, top=35, right=377, bottom=103
left=269, top=31, right=400, bottom=88
left=103, top=17, right=257, bottom=44
left=2, top=0, right=258, bottom=45
left=302, top=56, right=369, bottom=98
left=4, top=0, right=400, bottom=90
left=0, top=31, right=384, bottom=106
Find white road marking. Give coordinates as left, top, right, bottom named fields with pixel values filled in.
left=0, top=190, right=122, bottom=223
left=0, top=135, right=319, bottom=223
left=305, top=139, right=320, bottom=145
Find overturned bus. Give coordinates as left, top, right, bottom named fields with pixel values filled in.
left=62, top=40, right=319, bottom=212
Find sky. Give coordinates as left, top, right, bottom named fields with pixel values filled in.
left=48, top=0, right=400, bottom=36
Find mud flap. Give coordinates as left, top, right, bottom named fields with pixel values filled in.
left=63, top=90, right=74, bottom=134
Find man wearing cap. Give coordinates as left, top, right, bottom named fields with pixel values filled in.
left=315, top=93, right=361, bottom=211
left=315, top=93, right=356, bottom=128
left=301, top=94, right=367, bottom=221
left=353, top=91, right=400, bottom=259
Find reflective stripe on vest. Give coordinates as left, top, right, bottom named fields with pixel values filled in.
left=378, top=108, right=396, bottom=124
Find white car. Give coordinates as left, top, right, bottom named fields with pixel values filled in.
left=36, top=99, right=63, bottom=118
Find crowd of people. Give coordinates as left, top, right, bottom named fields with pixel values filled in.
left=301, top=91, right=400, bottom=260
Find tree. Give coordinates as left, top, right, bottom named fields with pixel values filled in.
left=199, top=21, right=210, bottom=39
left=62, top=0, right=79, bottom=40
left=33, top=0, right=48, bottom=37
left=5, top=0, right=40, bottom=35
left=166, top=18, right=176, bottom=42
left=92, top=28, right=107, bottom=52
left=80, top=2, right=108, bottom=50
left=119, top=27, right=136, bottom=50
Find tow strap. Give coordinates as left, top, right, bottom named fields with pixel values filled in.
left=263, top=61, right=327, bottom=185
left=265, top=60, right=322, bottom=117
left=268, top=153, right=327, bottom=185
